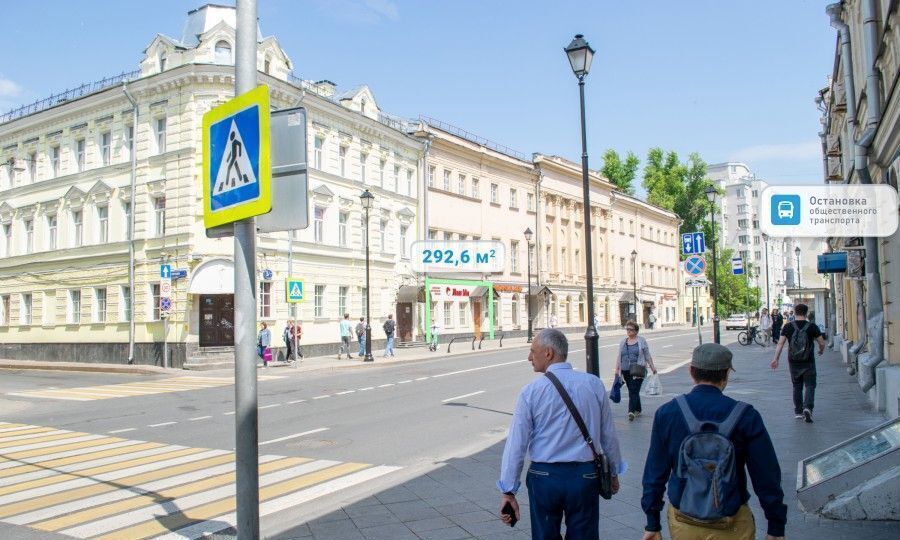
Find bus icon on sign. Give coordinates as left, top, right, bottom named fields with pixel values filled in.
left=771, top=194, right=801, bottom=225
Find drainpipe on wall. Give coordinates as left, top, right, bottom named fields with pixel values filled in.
left=418, top=131, right=431, bottom=341
left=817, top=91, right=840, bottom=348
left=534, top=165, right=544, bottom=327
left=122, top=82, right=138, bottom=364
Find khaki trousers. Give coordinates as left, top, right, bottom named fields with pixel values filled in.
left=667, top=504, right=756, bottom=540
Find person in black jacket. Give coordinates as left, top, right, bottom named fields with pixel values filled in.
left=771, top=309, right=784, bottom=342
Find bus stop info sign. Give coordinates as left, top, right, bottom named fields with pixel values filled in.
left=202, top=85, right=271, bottom=229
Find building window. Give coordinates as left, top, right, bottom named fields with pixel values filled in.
left=0, top=295, right=9, bottom=325
left=1, top=223, right=10, bottom=257
left=379, top=219, right=388, bottom=253
left=76, top=139, right=86, bottom=172
left=314, top=285, right=325, bottom=318
left=50, top=146, right=60, bottom=177
left=575, top=249, right=581, bottom=275
left=379, top=159, right=386, bottom=187
left=339, top=286, right=348, bottom=316
left=444, top=301, right=453, bottom=328
left=561, top=248, right=567, bottom=275
left=264, top=57, right=271, bottom=74
left=100, top=132, right=111, bottom=166
left=457, top=173, right=466, bottom=195
left=125, top=125, right=134, bottom=157
left=155, top=118, right=167, bottom=154
left=471, top=178, right=480, bottom=199
left=512, top=294, right=520, bottom=326
left=738, top=219, right=748, bottom=229
left=360, top=153, right=368, bottom=183
left=46, top=214, right=57, bottom=250
left=619, top=217, right=624, bottom=233
left=443, top=231, right=452, bottom=241
left=158, top=51, right=167, bottom=71
left=120, top=285, right=131, bottom=322
left=97, top=205, right=108, bottom=243
left=406, top=169, right=413, bottom=196
left=428, top=165, right=435, bottom=187
left=24, top=219, right=33, bottom=254
left=69, top=289, right=81, bottom=324
left=361, top=286, right=368, bottom=315
left=153, top=197, right=166, bottom=237
left=641, top=224, right=646, bottom=238
left=443, top=169, right=451, bottom=191
left=739, top=235, right=749, bottom=244
left=428, top=228, right=437, bottom=240
left=527, top=192, right=535, bottom=211
left=215, top=40, right=232, bottom=64
left=399, top=225, right=408, bottom=257
left=20, top=293, right=32, bottom=325
left=339, top=146, right=347, bottom=176
left=510, top=240, right=519, bottom=273
left=150, top=284, right=160, bottom=321
left=459, top=302, right=468, bottom=326
left=94, top=288, right=107, bottom=323
left=313, top=137, right=323, bottom=169
left=509, top=188, right=518, bottom=208
left=27, top=152, right=37, bottom=182
left=338, top=211, right=348, bottom=246
left=490, top=183, right=499, bottom=204
left=72, top=210, right=83, bottom=247
left=123, top=201, right=132, bottom=239
left=259, top=281, right=272, bottom=318
left=619, top=258, right=625, bottom=283
left=393, top=165, right=400, bottom=192
left=314, top=207, right=324, bottom=243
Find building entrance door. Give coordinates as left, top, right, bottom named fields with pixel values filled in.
left=199, top=294, right=235, bottom=347
left=472, top=298, right=482, bottom=340
left=397, top=302, right=413, bottom=342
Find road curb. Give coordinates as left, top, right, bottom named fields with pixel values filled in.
left=0, top=359, right=179, bottom=376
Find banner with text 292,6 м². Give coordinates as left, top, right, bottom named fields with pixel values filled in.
left=202, top=85, right=272, bottom=228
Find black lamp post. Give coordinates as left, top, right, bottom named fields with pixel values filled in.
left=564, top=33, right=599, bottom=377
left=360, top=189, right=374, bottom=362
left=795, top=245, right=801, bottom=303
left=705, top=186, right=721, bottom=344
left=631, top=249, right=638, bottom=324
left=762, top=233, right=771, bottom=310
left=524, top=227, right=534, bottom=343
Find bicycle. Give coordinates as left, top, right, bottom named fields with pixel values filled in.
left=738, top=325, right=765, bottom=346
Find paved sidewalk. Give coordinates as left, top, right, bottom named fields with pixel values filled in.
left=272, top=341, right=900, bottom=540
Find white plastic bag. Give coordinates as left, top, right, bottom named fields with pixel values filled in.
left=643, top=373, right=662, bottom=396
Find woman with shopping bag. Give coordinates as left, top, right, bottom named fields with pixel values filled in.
left=614, top=320, right=657, bottom=421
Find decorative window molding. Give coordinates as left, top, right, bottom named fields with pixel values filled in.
left=87, top=180, right=113, bottom=204
left=396, top=207, right=415, bottom=224
left=338, top=196, right=355, bottom=210
left=63, top=186, right=86, bottom=210
left=146, top=179, right=167, bottom=197
left=310, top=184, right=335, bottom=205
left=0, top=203, right=15, bottom=224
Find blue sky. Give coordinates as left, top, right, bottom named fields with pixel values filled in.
left=0, top=0, right=835, bottom=188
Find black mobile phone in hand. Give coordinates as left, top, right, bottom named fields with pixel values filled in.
left=501, top=501, right=517, bottom=527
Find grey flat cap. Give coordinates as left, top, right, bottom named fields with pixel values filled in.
left=691, top=343, right=734, bottom=371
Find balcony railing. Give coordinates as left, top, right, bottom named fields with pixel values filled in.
left=418, top=115, right=529, bottom=161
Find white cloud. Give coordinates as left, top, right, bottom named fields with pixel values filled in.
left=0, top=77, right=22, bottom=99
left=728, top=140, right=821, bottom=163
left=315, top=0, right=399, bottom=24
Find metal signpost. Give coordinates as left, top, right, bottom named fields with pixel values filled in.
left=160, top=264, right=172, bottom=369
left=684, top=257, right=707, bottom=346
left=681, top=231, right=706, bottom=255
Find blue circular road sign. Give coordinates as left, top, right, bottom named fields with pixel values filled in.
left=685, top=255, right=707, bottom=276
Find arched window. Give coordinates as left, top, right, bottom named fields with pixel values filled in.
left=264, top=56, right=271, bottom=74
left=215, top=40, right=232, bottom=64
left=565, top=295, right=573, bottom=324
left=512, top=294, right=520, bottom=327
left=158, top=51, right=167, bottom=72
left=578, top=294, right=585, bottom=323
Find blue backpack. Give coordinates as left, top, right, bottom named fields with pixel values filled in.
left=674, top=395, right=749, bottom=521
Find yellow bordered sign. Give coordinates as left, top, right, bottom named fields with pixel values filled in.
left=202, top=85, right=272, bottom=228
left=285, top=277, right=304, bottom=303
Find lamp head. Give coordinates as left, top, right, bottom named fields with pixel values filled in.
left=360, top=189, right=374, bottom=210
left=704, top=186, right=717, bottom=204
left=564, top=34, right=595, bottom=79
left=524, top=227, right=533, bottom=243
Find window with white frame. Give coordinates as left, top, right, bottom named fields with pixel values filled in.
left=406, top=169, right=413, bottom=196
left=619, top=258, right=625, bottom=282
left=360, top=153, right=368, bottom=183
left=0, top=295, right=9, bottom=325
left=527, top=192, right=535, bottom=211
left=490, top=183, right=499, bottom=204
left=339, top=146, right=347, bottom=176
left=471, top=177, right=480, bottom=199
left=50, top=145, right=60, bottom=177
left=155, top=118, right=167, bottom=154
left=100, top=132, right=111, bottom=166
left=76, top=139, right=85, bottom=172
left=42, top=291, right=54, bottom=326
left=258, top=281, right=272, bottom=318
left=399, top=225, right=408, bottom=258
left=458, top=302, right=468, bottom=326
left=512, top=295, right=520, bottom=326
left=443, top=301, right=453, bottom=327
left=153, top=197, right=166, bottom=237
left=509, top=188, right=518, bottom=208
left=96, top=205, right=108, bottom=243
left=120, top=285, right=131, bottom=322
left=68, top=289, right=81, bottom=324
left=379, top=159, right=385, bottom=187
left=314, top=207, right=324, bottom=243
left=125, top=125, right=134, bottom=157
left=94, top=287, right=107, bottom=323
left=379, top=219, right=387, bottom=252
left=24, top=219, right=33, bottom=254
left=739, top=235, right=749, bottom=244
left=20, top=293, right=32, bottom=325
left=528, top=244, right=535, bottom=268
left=338, top=211, right=348, bottom=246
left=575, top=249, right=581, bottom=275
left=393, top=165, right=400, bottom=191
left=150, top=284, right=160, bottom=321
left=159, top=51, right=167, bottom=71
left=72, top=210, right=83, bottom=247
left=443, top=169, right=451, bottom=191
left=339, top=286, right=348, bottom=316
left=427, top=165, right=435, bottom=187
left=314, top=137, right=323, bottom=169
left=214, top=40, right=232, bottom=64
left=443, top=231, right=452, bottom=241
left=123, top=201, right=132, bottom=239
left=314, top=285, right=325, bottom=318
left=510, top=240, right=519, bottom=273
left=428, top=228, right=437, bottom=240
left=27, top=152, right=36, bottom=182
left=46, top=214, right=57, bottom=250
left=1, top=223, right=10, bottom=257
left=457, top=173, right=466, bottom=195
left=561, top=248, right=567, bottom=275
left=361, top=286, right=368, bottom=315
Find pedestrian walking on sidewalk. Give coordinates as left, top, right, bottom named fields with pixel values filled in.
left=429, top=319, right=440, bottom=352
left=257, top=322, right=272, bottom=367
left=355, top=317, right=366, bottom=357
left=770, top=303, right=825, bottom=423
left=338, top=313, right=353, bottom=360
left=615, top=320, right=657, bottom=421
left=283, top=320, right=295, bottom=361
left=759, top=308, right=772, bottom=347
left=771, top=309, right=784, bottom=342
left=498, top=328, right=622, bottom=539
left=382, top=314, right=396, bottom=357
left=642, top=343, right=787, bottom=540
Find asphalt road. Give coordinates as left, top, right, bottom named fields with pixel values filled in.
left=0, top=326, right=717, bottom=538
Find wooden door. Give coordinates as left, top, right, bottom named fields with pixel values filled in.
left=199, top=294, right=235, bottom=347
left=472, top=298, right=482, bottom=339
left=397, top=302, right=413, bottom=342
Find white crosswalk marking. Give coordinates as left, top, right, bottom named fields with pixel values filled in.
left=0, top=421, right=400, bottom=539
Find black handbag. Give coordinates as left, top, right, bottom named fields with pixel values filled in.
left=629, top=363, right=647, bottom=378
left=545, top=372, right=614, bottom=500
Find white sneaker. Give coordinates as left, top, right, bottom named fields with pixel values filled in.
left=628, top=412, right=635, bottom=422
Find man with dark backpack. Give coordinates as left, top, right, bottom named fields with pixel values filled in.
left=642, top=343, right=786, bottom=540
left=382, top=314, right=396, bottom=358
left=771, top=303, right=825, bottom=423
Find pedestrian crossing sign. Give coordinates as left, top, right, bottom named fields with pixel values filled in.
left=286, top=277, right=304, bottom=303
left=202, top=85, right=271, bottom=228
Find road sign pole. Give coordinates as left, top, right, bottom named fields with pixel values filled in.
left=695, top=285, right=702, bottom=345
left=234, top=1, right=260, bottom=538
left=163, top=315, right=169, bottom=369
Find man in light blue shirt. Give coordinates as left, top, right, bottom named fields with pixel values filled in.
left=498, top=328, right=623, bottom=539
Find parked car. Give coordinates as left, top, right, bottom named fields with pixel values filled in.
left=725, top=314, right=748, bottom=330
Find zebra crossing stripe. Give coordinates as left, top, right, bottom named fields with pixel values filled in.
left=0, top=442, right=169, bottom=483
left=0, top=439, right=143, bottom=471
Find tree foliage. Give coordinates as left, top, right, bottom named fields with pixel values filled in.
left=642, top=149, right=716, bottom=235
left=713, top=248, right=762, bottom=317
left=600, top=149, right=640, bottom=195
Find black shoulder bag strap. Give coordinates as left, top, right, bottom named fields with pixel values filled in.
left=544, top=372, right=613, bottom=499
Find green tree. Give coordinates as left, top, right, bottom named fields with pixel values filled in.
left=642, top=149, right=716, bottom=235
left=712, top=248, right=762, bottom=317
left=600, top=149, right=640, bottom=195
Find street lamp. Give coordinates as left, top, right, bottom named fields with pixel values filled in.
left=631, top=250, right=638, bottom=324
left=564, top=33, right=600, bottom=377
left=360, top=189, right=375, bottom=362
left=705, top=186, right=721, bottom=344
left=762, top=233, right=771, bottom=311
left=524, top=227, right=534, bottom=343
left=795, top=245, right=801, bottom=302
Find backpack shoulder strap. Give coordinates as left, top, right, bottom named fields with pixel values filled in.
left=674, top=395, right=702, bottom=433
left=716, top=402, right=750, bottom=438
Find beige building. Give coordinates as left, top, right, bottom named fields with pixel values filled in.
left=0, top=5, right=423, bottom=367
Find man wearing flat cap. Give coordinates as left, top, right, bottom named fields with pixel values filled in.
left=641, top=343, right=787, bottom=540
